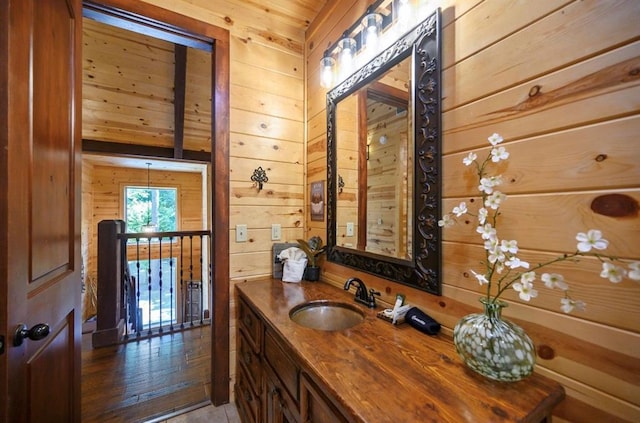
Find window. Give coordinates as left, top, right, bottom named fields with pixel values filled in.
left=125, top=186, right=178, bottom=233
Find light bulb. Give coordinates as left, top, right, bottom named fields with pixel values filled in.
left=320, top=55, right=335, bottom=88
left=361, top=14, right=382, bottom=58
left=338, top=37, right=356, bottom=80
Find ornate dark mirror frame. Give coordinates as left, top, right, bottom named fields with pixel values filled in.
left=326, top=10, right=442, bottom=295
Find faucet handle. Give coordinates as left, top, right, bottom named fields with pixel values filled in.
left=368, top=289, right=380, bottom=308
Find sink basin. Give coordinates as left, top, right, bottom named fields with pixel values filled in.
left=289, top=300, right=365, bottom=331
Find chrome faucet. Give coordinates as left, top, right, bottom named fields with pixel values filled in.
left=344, top=277, right=380, bottom=308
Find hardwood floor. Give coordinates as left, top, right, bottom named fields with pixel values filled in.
left=81, top=326, right=216, bottom=422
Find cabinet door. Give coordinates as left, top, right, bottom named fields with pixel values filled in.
left=236, top=365, right=261, bottom=423
left=265, top=367, right=300, bottom=423
left=300, top=374, right=348, bottom=423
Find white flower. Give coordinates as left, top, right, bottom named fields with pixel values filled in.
left=452, top=202, right=467, bottom=217
left=477, top=224, right=496, bottom=241
left=488, top=244, right=505, bottom=264
left=471, top=270, right=488, bottom=285
left=513, top=278, right=538, bottom=301
left=463, top=152, right=477, bottom=166
left=438, top=214, right=454, bottom=228
left=479, top=178, right=495, bottom=194
left=629, top=262, right=640, bottom=281
left=541, top=273, right=569, bottom=290
left=500, top=240, right=518, bottom=254
left=456, top=133, right=636, bottom=315
left=491, top=146, right=509, bottom=162
left=478, top=208, right=488, bottom=225
left=478, top=175, right=503, bottom=194
left=505, top=257, right=530, bottom=269
left=600, top=262, right=626, bottom=283
left=484, top=238, right=497, bottom=251
left=488, top=133, right=504, bottom=146
left=561, top=298, right=586, bottom=313
left=576, top=229, right=609, bottom=252
left=485, top=191, right=506, bottom=210
left=520, top=271, right=536, bottom=284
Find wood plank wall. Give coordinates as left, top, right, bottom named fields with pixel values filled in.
left=83, top=18, right=212, bottom=151
left=306, top=1, right=640, bottom=422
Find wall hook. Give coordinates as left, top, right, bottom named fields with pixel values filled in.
left=251, top=166, right=268, bottom=191
left=338, top=175, right=345, bottom=194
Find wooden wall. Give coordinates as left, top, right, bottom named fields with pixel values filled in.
left=83, top=18, right=212, bottom=151
left=306, top=0, right=640, bottom=422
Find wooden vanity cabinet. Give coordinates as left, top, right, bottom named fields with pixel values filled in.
left=236, top=296, right=348, bottom=423
left=236, top=297, right=263, bottom=423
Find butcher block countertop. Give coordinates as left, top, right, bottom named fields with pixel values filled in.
left=236, top=279, right=565, bottom=422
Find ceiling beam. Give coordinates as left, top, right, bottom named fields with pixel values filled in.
left=173, top=44, right=187, bottom=159
left=82, top=139, right=211, bottom=162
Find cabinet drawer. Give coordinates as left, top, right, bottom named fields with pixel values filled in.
left=264, top=330, right=299, bottom=403
left=238, top=331, right=262, bottom=393
left=236, top=365, right=261, bottom=423
left=238, top=297, right=262, bottom=353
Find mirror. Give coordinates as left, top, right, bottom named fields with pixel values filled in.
left=326, top=11, right=441, bottom=294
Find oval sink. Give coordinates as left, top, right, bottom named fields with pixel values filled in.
left=289, top=300, right=365, bottom=331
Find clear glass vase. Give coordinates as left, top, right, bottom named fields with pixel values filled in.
left=453, top=298, right=535, bottom=382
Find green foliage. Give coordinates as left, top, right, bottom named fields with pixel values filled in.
left=296, top=236, right=327, bottom=267
left=125, top=187, right=177, bottom=233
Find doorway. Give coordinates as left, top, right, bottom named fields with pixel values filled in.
left=80, top=0, right=230, bottom=410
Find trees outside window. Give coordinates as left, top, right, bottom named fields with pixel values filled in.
left=125, top=186, right=178, bottom=233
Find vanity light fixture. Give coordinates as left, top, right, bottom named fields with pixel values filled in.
left=318, top=0, right=437, bottom=90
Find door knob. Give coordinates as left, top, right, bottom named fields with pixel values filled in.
left=13, top=323, right=50, bottom=347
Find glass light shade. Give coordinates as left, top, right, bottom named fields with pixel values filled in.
left=417, top=0, right=435, bottom=22
left=361, top=13, right=382, bottom=55
left=338, top=36, right=356, bottom=80
left=394, top=0, right=413, bottom=33
left=320, top=55, right=336, bottom=88
left=142, top=223, right=156, bottom=233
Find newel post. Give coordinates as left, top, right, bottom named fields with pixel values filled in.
left=92, top=219, right=126, bottom=348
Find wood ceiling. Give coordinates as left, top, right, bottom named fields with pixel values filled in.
left=82, top=0, right=328, bottom=166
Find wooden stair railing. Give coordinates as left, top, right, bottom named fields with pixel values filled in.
left=92, top=219, right=211, bottom=348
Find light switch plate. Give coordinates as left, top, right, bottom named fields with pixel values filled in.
left=346, top=222, right=354, bottom=236
left=236, top=224, right=247, bottom=242
left=271, top=224, right=281, bottom=241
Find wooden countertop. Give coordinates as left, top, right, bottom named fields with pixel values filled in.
left=236, top=279, right=565, bottom=423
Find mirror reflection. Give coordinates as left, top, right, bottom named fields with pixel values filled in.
left=326, top=10, right=441, bottom=295
left=335, top=58, right=413, bottom=260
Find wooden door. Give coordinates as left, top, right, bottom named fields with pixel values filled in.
left=0, top=0, right=82, bottom=421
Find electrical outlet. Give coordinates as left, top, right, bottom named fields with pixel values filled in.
left=271, top=224, right=281, bottom=241
left=346, top=222, right=354, bottom=236
left=236, top=224, right=247, bottom=242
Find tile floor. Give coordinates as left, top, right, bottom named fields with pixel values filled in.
left=150, top=402, right=240, bottom=423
